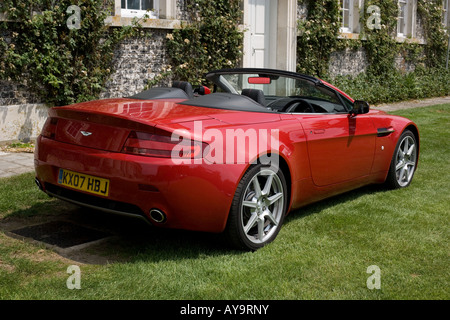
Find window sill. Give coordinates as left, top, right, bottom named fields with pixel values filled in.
left=395, top=35, right=426, bottom=44
left=0, top=12, right=184, bottom=30
left=336, top=31, right=426, bottom=44
left=338, top=32, right=360, bottom=40
left=105, top=16, right=184, bottom=29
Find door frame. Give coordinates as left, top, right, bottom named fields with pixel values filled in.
left=242, top=0, right=297, bottom=71
left=293, top=113, right=377, bottom=187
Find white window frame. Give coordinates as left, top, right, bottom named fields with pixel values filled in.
left=444, top=0, right=450, bottom=29
left=121, top=0, right=159, bottom=19
left=339, top=0, right=363, bottom=35
left=397, top=0, right=408, bottom=37
left=340, top=0, right=353, bottom=33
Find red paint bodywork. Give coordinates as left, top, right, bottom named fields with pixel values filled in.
left=35, top=86, right=419, bottom=234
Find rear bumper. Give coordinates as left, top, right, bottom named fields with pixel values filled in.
left=34, top=136, right=246, bottom=233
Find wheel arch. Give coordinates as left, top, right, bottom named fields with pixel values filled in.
left=276, top=154, right=293, bottom=214
left=223, top=154, right=293, bottom=250
left=405, top=124, right=420, bottom=164
left=383, top=123, right=420, bottom=189
left=244, top=152, right=293, bottom=214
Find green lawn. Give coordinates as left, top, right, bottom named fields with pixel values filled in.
left=0, top=104, right=449, bottom=300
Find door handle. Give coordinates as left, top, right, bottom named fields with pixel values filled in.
left=377, top=127, right=395, bottom=137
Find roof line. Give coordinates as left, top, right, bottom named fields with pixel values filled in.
left=205, top=68, right=320, bottom=84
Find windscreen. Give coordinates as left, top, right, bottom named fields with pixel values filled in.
left=219, top=73, right=341, bottom=105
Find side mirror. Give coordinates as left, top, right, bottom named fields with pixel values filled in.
left=350, top=100, right=370, bottom=115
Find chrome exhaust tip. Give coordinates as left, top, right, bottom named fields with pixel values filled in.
left=149, top=209, right=166, bottom=223
left=35, top=178, right=43, bottom=190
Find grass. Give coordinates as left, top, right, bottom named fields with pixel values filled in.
left=0, top=104, right=449, bottom=300
left=6, top=142, right=35, bottom=149
left=0, top=142, right=35, bottom=153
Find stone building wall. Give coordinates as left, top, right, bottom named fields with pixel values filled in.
left=0, top=27, right=172, bottom=106
left=328, top=48, right=368, bottom=77
left=0, top=3, right=188, bottom=142
left=0, top=1, right=379, bottom=107
left=0, top=2, right=189, bottom=106
left=100, top=28, right=171, bottom=99
left=296, top=2, right=427, bottom=78
left=0, top=80, right=41, bottom=107
left=2, top=1, right=430, bottom=106
left=297, top=2, right=308, bottom=21
left=176, top=0, right=190, bottom=21
left=0, top=29, right=42, bottom=107
left=101, top=1, right=191, bottom=98
left=327, top=41, right=424, bottom=79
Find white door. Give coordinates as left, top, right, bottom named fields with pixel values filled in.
left=247, top=0, right=277, bottom=68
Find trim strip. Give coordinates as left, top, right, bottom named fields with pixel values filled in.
left=377, top=127, right=395, bottom=137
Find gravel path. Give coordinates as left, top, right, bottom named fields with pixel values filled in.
left=372, top=96, right=450, bottom=112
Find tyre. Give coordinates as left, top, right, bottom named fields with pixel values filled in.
left=385, top=130, right=418, bottom=189
left=225, top=164, right=288, bottom=251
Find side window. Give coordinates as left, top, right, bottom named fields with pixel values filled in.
left=444, top=0, right=450, bottom=29
left=298, top=83, right=341, bottom=105
left=397, top=0, right=408, bottom=37
left=295, top=83, right=347, bottom=113
left=340, top=95, right=354, bottom=112
left=341, top=0, right=353, bottom=33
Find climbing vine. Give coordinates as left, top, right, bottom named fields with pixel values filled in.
left=163, top=0, right=243, bottom=86
left=0, top=0, right=142, bottom=106
left=297, top=0, right=449, bottom=103
left=296, top=0, right=342, bottom=77
left=418, top=0, right=449, bottom=68
left=359, top=0, right=399, bottom=76
left=297, top=0, right=402, bottom=77
left=0, top=0, right=447, bottom=105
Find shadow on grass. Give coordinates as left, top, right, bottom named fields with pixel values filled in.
left=2, top=198, right=241, bottom=264
left=284, top=183, right=390, bottom=224
left=2, top=183, right=391, bottom=265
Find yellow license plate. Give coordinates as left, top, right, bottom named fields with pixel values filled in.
left=58, top=169, right=109, bottom=197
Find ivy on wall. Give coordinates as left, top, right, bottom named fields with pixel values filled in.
left=298, top=0, right=449, bottom=76
left=163, top=0, right=243, bottom=86
left=359, top=0, right=399, bottom=75
left=297, top=0, right=449, bottom=103
left=418, top=0, right=449, bottom=68
left=0, top=0, right=447, bottom=106
left=296, top=0, right=342, bottom=78
left=0, top=0, right=141, bottom=106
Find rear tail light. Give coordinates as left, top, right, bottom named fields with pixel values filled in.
left=122, top=131, right=208, bottom=159
left=41, top=117, right=58, bottom=139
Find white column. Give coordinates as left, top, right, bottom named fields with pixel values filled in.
left=114, top=0, right=121, bottom=16
left=160, top=0, right=178, bottom=20
left=276, top=0, right=297, bottom=72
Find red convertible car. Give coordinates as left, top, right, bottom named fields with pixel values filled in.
left=34, top=68, right=419, bottom=250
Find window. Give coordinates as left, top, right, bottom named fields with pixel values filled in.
left=121, top=0, right=159, bottom=18
left=340, top=0, right=362, bottom=34
left=397, top=0, right=408, bottom=37
left=341, top=0, right=353, bottom=33
left=444, top=0, right=450, bottom=29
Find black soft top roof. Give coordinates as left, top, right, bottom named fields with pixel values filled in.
left=180, top=93, right=272, bottom=113
left=128, top=87, right=189, bottom=100
left=127, top=88, right=272, bottom=113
